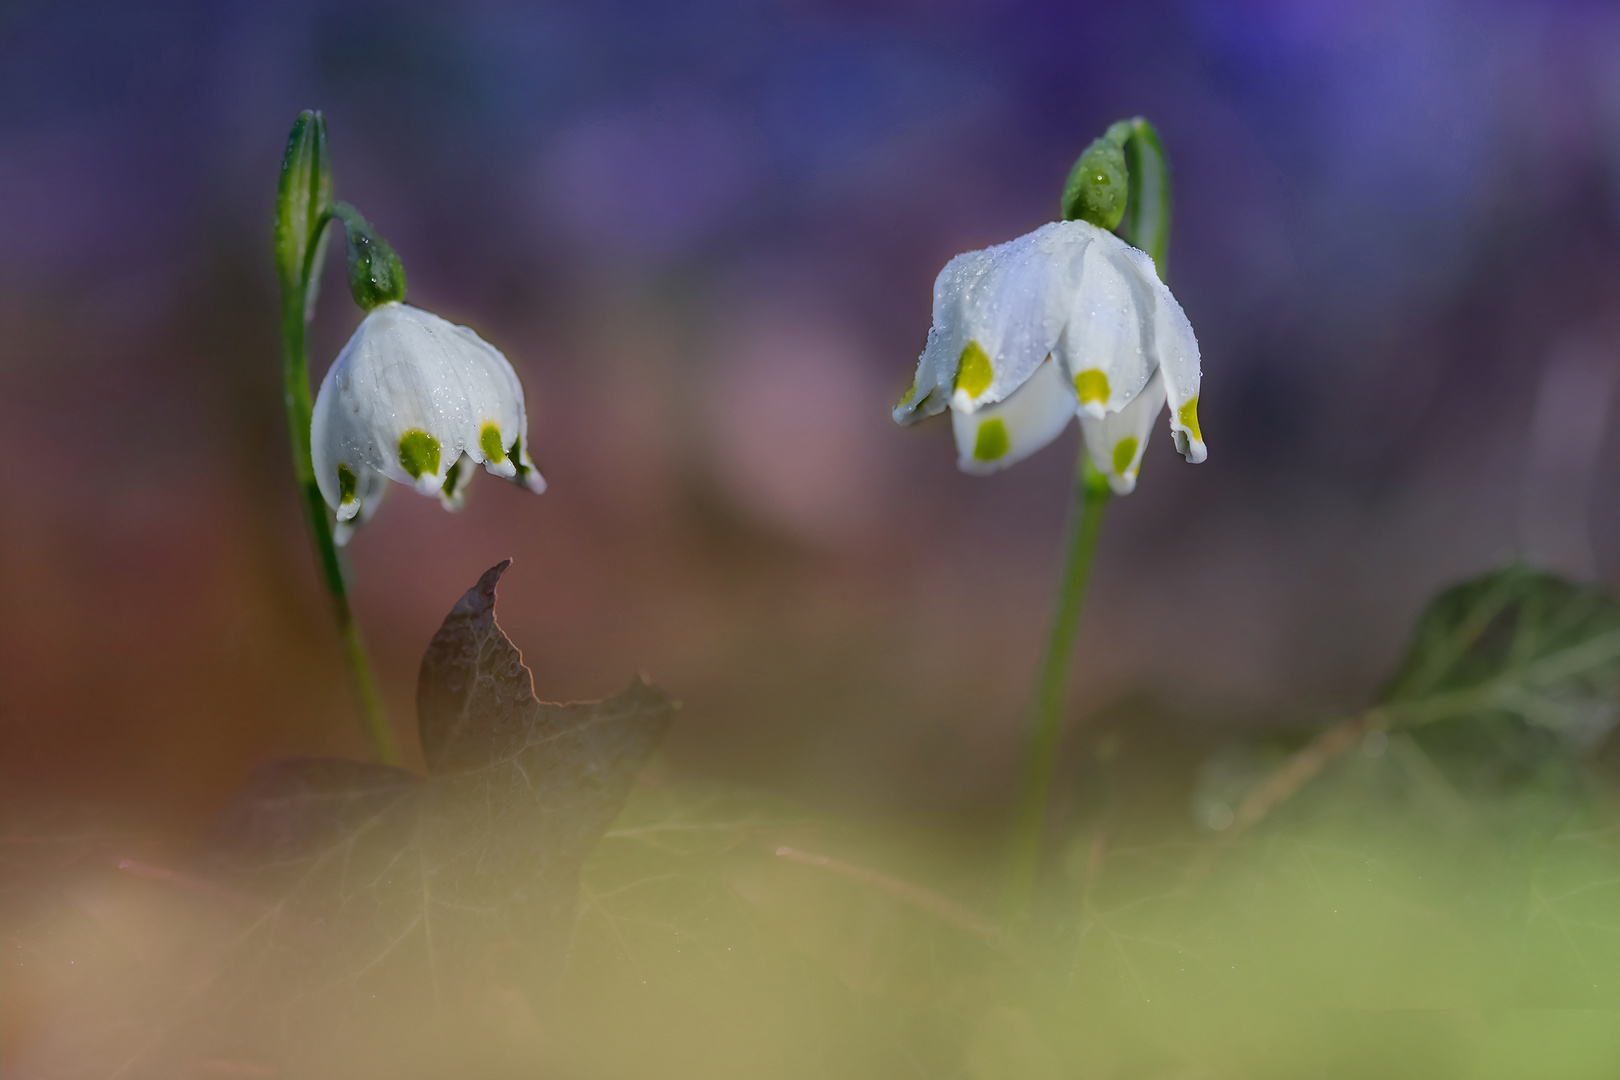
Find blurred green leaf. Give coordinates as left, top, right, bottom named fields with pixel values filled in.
left=1380, top=563, right=1620, bottom=747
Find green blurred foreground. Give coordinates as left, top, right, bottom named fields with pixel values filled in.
left=5, top=564, right=1619, bottom=1078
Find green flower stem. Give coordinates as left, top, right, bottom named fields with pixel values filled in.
left=1003, top=116, right=1171, bottom=920
left=279, top=254, right=400, bottom=766
left=1004, top=450, right=1110, bottom=919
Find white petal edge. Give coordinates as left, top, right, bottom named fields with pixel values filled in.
left=894, top=327, right=950, bottom=426
left=1114, top=245, right=1204, bottom=463
left=921, top=247, right=995, bottom=409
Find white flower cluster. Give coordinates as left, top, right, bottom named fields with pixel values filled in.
left=895, top=219, right=1204, bottom=493
left=311, top=303, right=544, bottom=543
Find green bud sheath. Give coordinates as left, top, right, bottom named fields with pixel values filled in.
left=1120, top=119, right=1171, bottom=275
left=1061, top=131, right=1128, bottom=231
left=329, top=202, right=408, bottom=310
left=274, top=111, right=332, bottom=295
left=1060, top=116, right=1173, bottom=276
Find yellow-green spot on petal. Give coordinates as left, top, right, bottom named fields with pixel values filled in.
left=398, top=428, right=440, bottom=480
left=1075, top=369, right=1110, bottom=405
left=1177, top=396, right=1203, bottom=444
left=955, top=341, right=993, bottom=399
left=973, top=418, right=1009, bottom=461
left=337, top=464, right=357, bottom=505
left=1112, top=436, right=1139, bottom=476
left=480, top=422, right=506, bottom=463
left=441, top=457, right=463, bottom=496
left=896, top=382, right=915, bottom=408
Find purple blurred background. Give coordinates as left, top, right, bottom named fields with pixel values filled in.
left=2, top=0, right=1618, bottom=832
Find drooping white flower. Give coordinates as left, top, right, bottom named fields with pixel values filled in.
left=894, top=219, right=1204, bottom=493
left=312, top=302, right=545, bottom=542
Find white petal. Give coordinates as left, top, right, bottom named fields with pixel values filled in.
left=312, top=305, right=457, bottom=494
left=951, top=355, right=1075, bottom=475
left=1055, top=226, right=1154, bottom=421
left=926, top=224, right=1087, bottom=415
left=310, top=303, right=547, bottom=514
left=1115, top=245, right=1205, bottom=463
left=898, top=218, right=1205, bottom=472
left=1078, top=369, right=1166, bottom=495
left=438, top=320, right=527, bottom=478
left=922, top=247, right=995, bottom=401
left=962, top=223, right=1083, bottom=408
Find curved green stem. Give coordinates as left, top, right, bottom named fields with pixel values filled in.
left=275, top=113, right=398, bottom=766
left=1004, top=449, right=1109, bottom=919
left=1002, top=116, right=1171, bottom=920
left=279, top=236, right=400, bottom=766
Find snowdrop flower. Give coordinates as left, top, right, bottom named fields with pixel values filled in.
left=311, top=302, right=545, bottom=543
left=893, top=219, right=1203, bottom=493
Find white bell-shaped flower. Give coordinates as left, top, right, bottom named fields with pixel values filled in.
left=895, top=219, right=1203, bottom=493
left=312, top=302, right=545, bottom=542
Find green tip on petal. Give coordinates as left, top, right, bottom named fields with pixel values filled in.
left=1111, top=436, right=1139, bottom=476
left=896, top=382, right=915, bottom=408
left=972, top=418, right=1009, bottom=461
left=398, top=428, right=441, bottom=479
left=955, top=341, right=993, bottom=399
left=337, top=463, right=358, bottom=504
left=508, top=435, right=536, bottom=486
left=1177, top=396, right=1202, bottom=444
left=1075, top=369, right=1110, bottom=406
left=441, top=457, right=463, bottom=496
left=480, top=422, right=506, bottom=463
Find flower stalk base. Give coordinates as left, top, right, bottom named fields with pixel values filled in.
left=1004, top=447, right=1110, bottom=920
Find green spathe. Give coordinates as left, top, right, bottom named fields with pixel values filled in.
left=328, top=202, right=407, bottom=310
left=1060, top=117, right=1172, bottom=274
left=1121, top=118, right=1172, bottom=273
left=1061, top=127, right=1128, bottom=231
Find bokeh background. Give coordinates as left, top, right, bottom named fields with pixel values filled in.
left=3, top=0, right=1618, bottom=836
